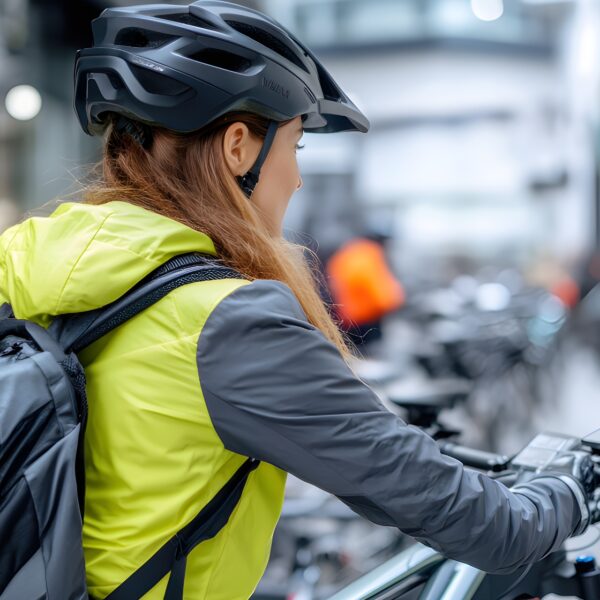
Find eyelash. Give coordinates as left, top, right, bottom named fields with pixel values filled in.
left=295, top=143, right=305, bottom=152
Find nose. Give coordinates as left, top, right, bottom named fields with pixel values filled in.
left=296, top=176, right=303, bottom=191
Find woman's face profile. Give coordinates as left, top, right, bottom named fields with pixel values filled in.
left=222, top=117, right=304, bottom=236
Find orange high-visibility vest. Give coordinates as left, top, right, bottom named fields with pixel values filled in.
left=326, top=238, right=405, bottom=326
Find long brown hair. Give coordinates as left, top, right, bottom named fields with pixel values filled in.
left=84, top=112, right=351, bottom=357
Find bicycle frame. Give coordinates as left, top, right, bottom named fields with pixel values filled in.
left=330, top=542, right=586, bottom=600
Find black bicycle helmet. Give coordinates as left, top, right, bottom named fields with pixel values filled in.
left=74, top=0, right=370, bottom=137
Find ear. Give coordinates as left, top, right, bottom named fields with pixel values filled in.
left=222, top=122, right=260, bottom=176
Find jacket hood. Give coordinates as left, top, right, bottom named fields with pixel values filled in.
left=0, top=201, right=216, bottom=327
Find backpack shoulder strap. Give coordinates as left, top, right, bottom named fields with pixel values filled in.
left=49, top=253, right=244, bottom=353
left=53, top=253, right=256, bottom=600
left=105, top=457, right=260, bottom=600
left=0, top=303, right=14, bottom=319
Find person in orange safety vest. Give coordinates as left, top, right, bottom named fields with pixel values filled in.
left=326, top=237, right=405, bottom=347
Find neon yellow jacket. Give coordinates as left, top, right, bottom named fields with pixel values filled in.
left=0, top=201, right=286, bottom=599
left=0, top=200, right=587, bottom=598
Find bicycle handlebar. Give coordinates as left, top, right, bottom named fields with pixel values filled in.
left=438, top=441, right=510, bottom=472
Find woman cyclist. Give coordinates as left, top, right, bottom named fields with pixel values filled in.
left=0, top=1, right=596, bottom=598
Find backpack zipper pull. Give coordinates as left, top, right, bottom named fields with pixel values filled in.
left=0, top=342, right=23, bottom=357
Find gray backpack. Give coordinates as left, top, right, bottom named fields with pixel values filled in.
left=0, top=254, right=257, bottom=600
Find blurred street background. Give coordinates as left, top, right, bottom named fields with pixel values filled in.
left=4, top=0, right=600, bottom=598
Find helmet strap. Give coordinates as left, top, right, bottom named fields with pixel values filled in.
left=237, top=120, right=279, bottom=198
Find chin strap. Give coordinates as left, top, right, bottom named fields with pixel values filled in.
left=237, top=120, right=279, bottom=198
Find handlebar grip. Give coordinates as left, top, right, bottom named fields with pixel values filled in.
left=438, top=442, right=510, bottom=472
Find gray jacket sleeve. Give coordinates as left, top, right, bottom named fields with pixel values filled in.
left=196, top=279, right=583, bottom=574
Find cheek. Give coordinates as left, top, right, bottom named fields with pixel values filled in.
left=272, top=153, right=299, bottom=194
left=280, top=157, right=300, bottom=215
left=251, top=153, right=299, bottom=227
left=260, top=155, right=299, bottom=212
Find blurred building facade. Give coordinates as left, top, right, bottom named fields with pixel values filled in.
left=1, top=0, right=600, bottom=284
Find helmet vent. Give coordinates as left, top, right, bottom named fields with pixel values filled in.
left=106, top=73, right=123, bottom=90
left=115, top=28, right=176, bottom=49
left=161, top=12, right=220, bottom=31
left=315, top=62, right=341, bottom=101
left=225, top=20, right=308, bottom=73
left=186, top=48, right=252, bottom=73
left=130, top=65, right=191, bottom=96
